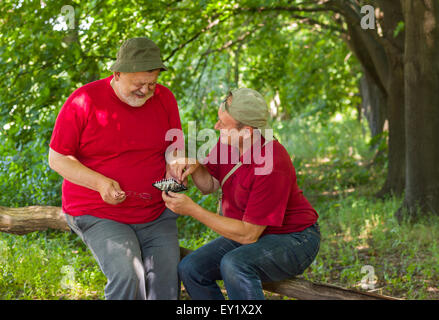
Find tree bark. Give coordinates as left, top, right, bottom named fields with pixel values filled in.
left=0, top=205, right=399, bottom=300
left=375, top=54, right=406, bottom=198
left=0, top=206, right=69, bottom=235
left=359, top=72, right=387, bottom=139
left=374, top=0, right=406, bottom=198
left=261, top=277, right=399, bottom=300
left=397, top=0, right=439, bottom=220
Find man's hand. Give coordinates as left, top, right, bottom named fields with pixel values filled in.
left=166, top=158, right=187, bottom=185
left=162, top=191, right=198, bottom=216
left=166, top=157, right=200, bottom=185
left=181, top=159, right=201, bottom=181
left=97, top=178, right=126, bottom=205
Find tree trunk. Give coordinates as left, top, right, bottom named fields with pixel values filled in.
left=359, top=71, right=387, bottom=139
left=397, top=0, right=439, bottom=221
left=374, top=0, right=406, bottom=198
left=376, top=56, right=406, bottom=198
left=0, top=205, right=399, bottom=300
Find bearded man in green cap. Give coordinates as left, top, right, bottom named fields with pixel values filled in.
left=163, top=88, right=320, bottom=300
left=48, top=37, right=183, bottom=299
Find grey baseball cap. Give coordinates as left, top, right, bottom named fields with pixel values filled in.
left=222, top=88, right=273, bottom=140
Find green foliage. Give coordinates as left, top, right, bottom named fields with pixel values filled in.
left=0, top=1, right=359, bottom=210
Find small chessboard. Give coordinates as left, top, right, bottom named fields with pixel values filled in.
left=152, top=178, right=188, bottom=193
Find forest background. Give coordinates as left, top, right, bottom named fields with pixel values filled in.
left=0, top=0, right=438, bottom=300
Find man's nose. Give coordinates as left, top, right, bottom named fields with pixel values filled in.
left=214, top=121, right=220, bottom=130
left=139, top=85, right=149, bottom=94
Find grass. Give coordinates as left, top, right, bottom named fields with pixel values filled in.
left=304, top=194, right=439, bottom=299
left=0, top=110, right=438, bottom=299
left=0, top=231, right=105, bottom=299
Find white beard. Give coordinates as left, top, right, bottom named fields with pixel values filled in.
left=119, top=92, right=148, bottom=107
left=112, top=79, right=151, bottom=107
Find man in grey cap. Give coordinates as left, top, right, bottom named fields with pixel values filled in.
left=48, top=37, right=183, bottom=299
left=163, top=88, right=320, bottom=300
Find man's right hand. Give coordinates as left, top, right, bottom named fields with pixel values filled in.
left=48, top=148, right=127, bottom=205
left=98, top=178, right=126, bottom=205
left=167, top=156, right=218, bottom=195
left=167, top=158, right=200, bottom=184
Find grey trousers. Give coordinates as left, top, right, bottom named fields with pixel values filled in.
left=65, top=208, right=180, bottom=300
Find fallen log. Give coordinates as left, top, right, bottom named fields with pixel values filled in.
left=1, top=205, right=400, bottom=300
left=261, top=278, right=398, bottom=300
left=0, top=205, right=69, bottom=235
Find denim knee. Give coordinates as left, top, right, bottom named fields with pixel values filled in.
left=105, top=264, right=145, bottom=299
left=178, top=255, right=195, bottom=281
left=220, top=252, right=264, bottom=300
left=220, top=252, right=254, bottom=279
left=178, top=256, right=188, bottom=277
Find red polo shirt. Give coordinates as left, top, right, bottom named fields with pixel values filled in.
left=49, top=76, right=183, bottom=224
left=204, top=137, right=318, bottom=234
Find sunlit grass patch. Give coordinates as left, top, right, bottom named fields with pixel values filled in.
left=303, top=194, right=439, bottom=299
left=0, top=231, right=105, bottom=300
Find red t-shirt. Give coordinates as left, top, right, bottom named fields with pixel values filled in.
left=49, top=76, right=183, bottom=224
left=204, top=137, right=318, bottom=234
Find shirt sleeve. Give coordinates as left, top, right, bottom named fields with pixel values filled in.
left=49, top=89, right=92, bottom=156
left=165, top=89, right=182, bottom=130
left=242, top=169, right=292, bottom=227
left=158, top=85, right=184, bottom=151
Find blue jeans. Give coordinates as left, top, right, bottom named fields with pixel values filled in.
left=178, top=223, right=320, bottom=300
left=65, top=208, right=180, bottom=300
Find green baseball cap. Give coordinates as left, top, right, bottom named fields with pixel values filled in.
left=110, top=37, right=167, bottom=73
left=223, top=88, right=273, bottom=140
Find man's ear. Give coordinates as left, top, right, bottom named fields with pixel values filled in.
left=113, top=72, right=121, bottom=81
left=243, top=126, right=254, bottom=138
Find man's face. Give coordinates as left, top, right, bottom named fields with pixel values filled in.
left=215, top=100, right=250, bottom=146
left=113, top=70, right=160, bottom=107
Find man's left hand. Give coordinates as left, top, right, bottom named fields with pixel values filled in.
left=162, top=191, right=198, bottom=216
